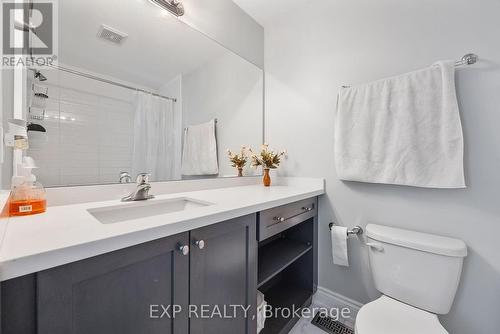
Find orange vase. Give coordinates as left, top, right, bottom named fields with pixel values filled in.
left=263, top=169, right=271, bottom=187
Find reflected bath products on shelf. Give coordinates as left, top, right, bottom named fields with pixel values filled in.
left=31, top=84, right=49, bottom=109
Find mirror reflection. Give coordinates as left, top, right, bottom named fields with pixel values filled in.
left=24, top=0, right=263, bottom=187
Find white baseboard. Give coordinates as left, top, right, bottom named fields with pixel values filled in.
left=313, top=286, right=363, bottom=316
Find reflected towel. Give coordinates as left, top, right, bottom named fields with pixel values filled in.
left=335, top=61, right=465, bottom=188
left=181, top=119, right=219, bottom=175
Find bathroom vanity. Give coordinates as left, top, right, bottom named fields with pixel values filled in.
left=0, top=178, right=323, bottom=334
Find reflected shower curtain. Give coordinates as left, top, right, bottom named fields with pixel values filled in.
left=132, top=92, right=178, bottom=181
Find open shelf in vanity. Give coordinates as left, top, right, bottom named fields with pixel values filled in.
left=257, top=197, right=318, bottom=334
left=258, top=236, right=312, bottom=287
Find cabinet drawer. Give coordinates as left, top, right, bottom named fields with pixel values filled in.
left=258, top=197, right=317, bottom=241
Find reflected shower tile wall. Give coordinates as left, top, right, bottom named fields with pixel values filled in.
left=27, top=68, right=136, bottom=187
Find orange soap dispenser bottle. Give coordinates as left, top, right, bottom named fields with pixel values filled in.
left=9, top=157, right=46, bottom=217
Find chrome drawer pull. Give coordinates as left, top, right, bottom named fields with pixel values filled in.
left=273, top=216, right=286, bottom=223
left=273, top=205, right=314, bottom=224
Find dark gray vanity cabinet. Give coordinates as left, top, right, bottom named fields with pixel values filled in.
left=36, top=231, right=190, bottom=334
left=0, top=215, right=258, bottom=334
left=0, top=199, right=320, bottom=334
left=190, top=214, right=257, bottom=334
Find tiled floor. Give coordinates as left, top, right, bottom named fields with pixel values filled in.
left=288, top=304, right=355, bottom=334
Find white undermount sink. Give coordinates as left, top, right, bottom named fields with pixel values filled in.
left=88, top=198, right=213, bottom=224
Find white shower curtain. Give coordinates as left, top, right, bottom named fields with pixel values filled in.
left=132, top=92, right=179, bottom=181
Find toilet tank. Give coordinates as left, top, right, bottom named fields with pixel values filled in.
left=366, top=224, right=467, bottom=314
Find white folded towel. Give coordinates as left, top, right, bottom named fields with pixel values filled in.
left=181, top=119, right=219, bottom=175
left=335, top=61, right=465, bottom=188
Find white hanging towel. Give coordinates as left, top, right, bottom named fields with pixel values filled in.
left=182, top=119, right=219, bottom=175
left=335, top=60, right=465, bottom=188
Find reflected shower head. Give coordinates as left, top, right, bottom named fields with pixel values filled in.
left=34, top=70, right=47, bottom=82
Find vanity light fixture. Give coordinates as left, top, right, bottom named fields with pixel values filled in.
left=149, top=0, right=185, bottom=16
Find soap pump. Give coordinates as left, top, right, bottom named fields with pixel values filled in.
left=9, top=157, right=46, bottom=216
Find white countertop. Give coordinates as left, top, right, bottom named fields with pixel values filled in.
left=0, top=178, right=324, bottom=281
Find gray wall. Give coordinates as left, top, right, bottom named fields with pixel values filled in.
left=262, top=1, right=500, bottom=333
left=182, top=0, right=264, bottom=68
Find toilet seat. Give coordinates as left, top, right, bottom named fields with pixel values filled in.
left=355, top=295, right=449, bottom=334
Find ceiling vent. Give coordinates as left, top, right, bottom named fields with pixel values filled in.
left=97, top=25, right=128, bottom=45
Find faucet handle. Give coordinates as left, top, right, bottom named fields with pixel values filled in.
left=119, top=171, right=132, bottom=183
left=136, top=173, right=151, bottom=184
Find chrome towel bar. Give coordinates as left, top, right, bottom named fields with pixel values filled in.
left=329, top=222, right=363, bottom=236
left=341, top=53, right=478, bottom=89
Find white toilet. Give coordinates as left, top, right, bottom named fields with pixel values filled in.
left=355, top=224, right=467, bottom=334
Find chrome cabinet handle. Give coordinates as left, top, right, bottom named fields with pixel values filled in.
left=194, top=239, right=205, bottom=250
left=273, top=216, right=286, bottom=223
left=273, top=205, right=314, bottom=224
left=177, top=244, right=190, bottom=255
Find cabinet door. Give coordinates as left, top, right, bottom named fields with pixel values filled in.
left=37, top=232, right=189, bottom=334
left=190, top=214, right=257, bottom=334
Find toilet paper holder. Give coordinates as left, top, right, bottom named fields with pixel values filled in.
left=329, top=222, right=363, bottom=237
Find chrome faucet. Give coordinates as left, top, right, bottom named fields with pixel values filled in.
left=119, top=172, right=132, bottom=183
left=121, top=173, right=154, bottom=202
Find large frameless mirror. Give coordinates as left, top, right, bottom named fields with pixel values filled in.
left=5, top=0, right=263, bottom=187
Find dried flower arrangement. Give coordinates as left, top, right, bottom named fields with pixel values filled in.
left=227, top=146, right=249, bottom=176
left=249, top=144, right=286, bottom=170
left=248, top=144, right=287, bottom=186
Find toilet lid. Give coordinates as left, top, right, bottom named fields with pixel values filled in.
left=355, top=296, right=449, bottom=334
